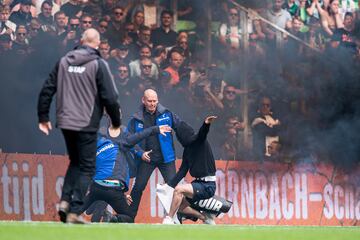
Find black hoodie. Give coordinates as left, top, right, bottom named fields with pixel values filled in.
left=168, top=121, right=216, bottom=188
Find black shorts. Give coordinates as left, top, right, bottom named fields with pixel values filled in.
left=186, top=180, right=216, bottom=204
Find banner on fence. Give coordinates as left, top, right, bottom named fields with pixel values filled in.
left=0, top=153, right=359, bottom=225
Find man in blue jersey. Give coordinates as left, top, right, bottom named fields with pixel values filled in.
left=80, top=117, right=172, bottom=223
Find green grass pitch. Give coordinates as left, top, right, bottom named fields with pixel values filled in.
left=0, top=221, right=359, bottom=240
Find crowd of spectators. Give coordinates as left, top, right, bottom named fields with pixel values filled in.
left=1, top=0, right=360, bottom=167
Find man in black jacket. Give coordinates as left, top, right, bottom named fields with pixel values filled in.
left=37, top=28, right=121, bottom=223
left=127, top=89, right=181, bottom=221
left=162, top=116, right=217, bottom=225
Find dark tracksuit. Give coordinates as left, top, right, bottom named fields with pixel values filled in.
left=37, top=45, right=121, bottom=214
left=127, top=104, right=181, bottom=219
left=81, top=126, right=161, bottom=223
left=169, top=121, right=217, bottom=202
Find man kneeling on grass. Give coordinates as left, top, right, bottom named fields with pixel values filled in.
left=162, top=116, right=217, bottom=225
left=80, top=118, right=172, bottom=223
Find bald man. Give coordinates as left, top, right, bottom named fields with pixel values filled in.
left=38, top=28, right=122, bottom=223
left=126, top=89, right=181, bottom=221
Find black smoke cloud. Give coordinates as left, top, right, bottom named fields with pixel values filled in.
left=0, top=1, right=359, bottom=170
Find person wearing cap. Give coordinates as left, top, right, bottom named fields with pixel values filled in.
left=9, top=0, right=33, bottom=26
left=162, top=116, right=218, bottom=225
left=108, top=43, right=131, bottom=69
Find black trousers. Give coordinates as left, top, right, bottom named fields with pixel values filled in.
left=61, top=129, right=97, bottom=215
left=130, top=160, right=176, bottom=219
left=81, top=182, right=133, bottom=223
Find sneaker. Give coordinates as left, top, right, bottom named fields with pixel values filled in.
left=203, top=212, right=216, bottom=225
left=162, top=216, right=175, bottom=224
left=177, top=212, right=198, bottom=223
left=58, top=201, right=69, bottom=223
left=102, top=210, right=112, bottom=222
left=66, top=213, right=87, bottom=224
left=109, top=214, right=119, bottom=223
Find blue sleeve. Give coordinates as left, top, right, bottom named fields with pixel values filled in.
left=127, top=118, right=145, bottom=158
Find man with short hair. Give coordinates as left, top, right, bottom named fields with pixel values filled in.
left=131, top=57, right=159, bottom=94
left=80, top=14, right=93, bottom=33
left=129, top=25, right=153, bottom=56
left=114, top=63, right=131, bottom=96
left=127, top=89, right=181, bottom=221
left=52, top=11, right=67, bottom=53
left=162, top=49, right=184, bottom=90
left=151, top=10, right=177, bottom=47
left=331, top=12, right=357, bottom=54
left=105, top=6, right=126, bottom=48
left=152, top=45, right=167, bottom=68
left=62, top=16, right=81, bottom=51
left=251, top=97, right=281, bottom=160
left=38, top=1, right=54, bottom=27
left=54, top=11, right=67, bottom=37
left=97, top=18, right=108, bottom=35
left=131, top=0, right=163, bottom=29
left=12, top=25, right=29, bottom=55
left=0, top=33, right=12, bottom=53
left=129, top=44, right=158, bottom=79
left=37, top=28, right=121, bottom=223
left=99, top=40, right=110, bottom=60
left=264, top=0, right=292, bottom=39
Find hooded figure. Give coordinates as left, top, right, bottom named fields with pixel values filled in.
left=169, top=118, right=216, bottom=189
left=162, top=116, right=218, bottom=225
left=38, top=44, right=121, bottom=132
left=175, top=121, right=196, bottom=146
